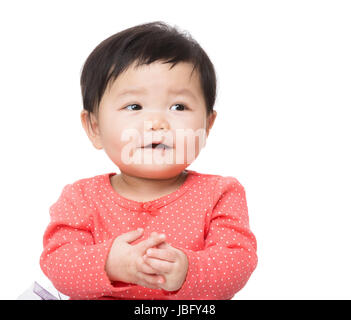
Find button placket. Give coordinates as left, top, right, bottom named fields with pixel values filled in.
left=138, top=203, right=149, bottom=214
left=139, top=203, right=159, bottom=216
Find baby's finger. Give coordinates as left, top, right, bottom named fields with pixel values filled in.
left=146, top=247, right=176, bottom=262
left=143, top=256, right=173, bottom=273
left=136, top=271, right=165, bottom=288
left=156, top=242, right=168, bottom=249
left=137, top=232, right=166, bottom=252
left=136, top=256, right=159, bottom=274
left=116, top=228, right=144, bottom=243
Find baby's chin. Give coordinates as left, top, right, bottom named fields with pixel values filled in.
left=117, top=163, right=189, bottom=180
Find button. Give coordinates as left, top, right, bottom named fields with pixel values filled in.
left=141, top=204, right=155, bottom=212
left=138, top=203, right=159, bottom=216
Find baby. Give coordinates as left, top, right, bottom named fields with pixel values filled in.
left=40, top=21, right=257, bottom=300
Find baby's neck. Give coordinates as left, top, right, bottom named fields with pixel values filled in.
left=110, top=170, right=188, bottom=202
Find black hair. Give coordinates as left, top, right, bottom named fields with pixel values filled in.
left=80, top=21, right=217, bottom=124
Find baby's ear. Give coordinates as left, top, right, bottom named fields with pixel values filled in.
left=80, top=110, right=103, bottom=150
left=206, top=110, right=217, bottom=137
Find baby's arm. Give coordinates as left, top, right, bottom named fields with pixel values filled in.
left=40, top=184, right=163, bottom=299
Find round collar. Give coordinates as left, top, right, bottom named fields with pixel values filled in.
left=104, top=169, right=198, bottom=215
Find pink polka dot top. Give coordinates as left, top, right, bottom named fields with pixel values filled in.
left=40, top=169, right=257, bottom=300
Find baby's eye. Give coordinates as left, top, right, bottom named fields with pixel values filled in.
left=124, top=104, right=142, bottom=111
left=123, top=104, right=187, bottom=111
left=170, top=104, right=187, bottom=111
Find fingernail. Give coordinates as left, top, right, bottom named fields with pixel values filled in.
left=147, top=249, right=152, bottom=255
left=138, top=228, right=143, bottom=232
left=158, top=278, right=163, bottom=283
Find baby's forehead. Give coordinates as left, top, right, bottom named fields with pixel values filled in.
left=107, top=61, right=201, bottom=96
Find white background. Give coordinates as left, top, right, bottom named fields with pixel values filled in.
left=0, top=0, right=350, bottom=300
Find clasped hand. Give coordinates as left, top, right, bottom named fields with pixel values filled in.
left=105, top=228, right=188, bottom=292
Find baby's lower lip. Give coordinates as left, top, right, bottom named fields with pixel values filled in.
left=140, top=147, right=173, bottom=151
left=140, top=146, right=173, bottom=155
left=140, top=145, right=173, bottom=149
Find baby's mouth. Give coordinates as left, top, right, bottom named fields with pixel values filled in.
left=142, top=143, right=171, bottom=149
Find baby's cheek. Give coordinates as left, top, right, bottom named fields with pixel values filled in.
left=106, top=131, right=140, bottom=166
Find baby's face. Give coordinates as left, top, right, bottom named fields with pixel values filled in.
left=81, top=60, right=216, bottom=179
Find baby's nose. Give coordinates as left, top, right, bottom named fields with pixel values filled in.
left=144, top=118, right=170, bottom=131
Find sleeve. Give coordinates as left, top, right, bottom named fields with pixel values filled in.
left=163, top=177, right=258, bottom=300
left=39, top=183, right=130, bottom=299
